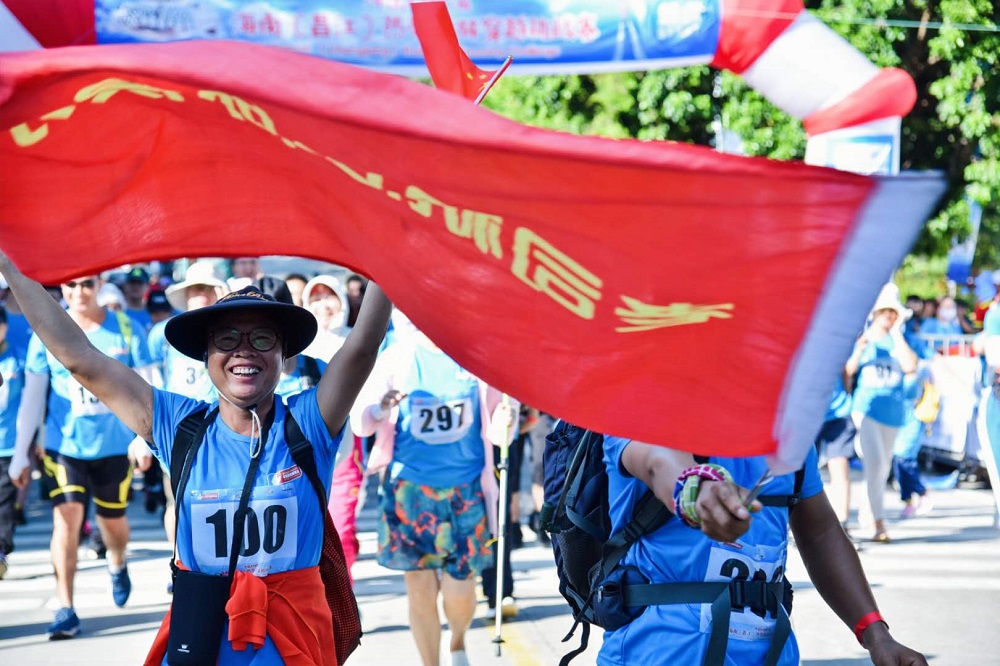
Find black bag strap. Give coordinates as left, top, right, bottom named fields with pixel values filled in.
left=170, top=406, right=212, bottom=500
left=284, top=409, right=329, bottom=508
left=170, top=404, right=275, bottom=578
left=623, top=578, right=792, bottom=666
left=599, top=490, right=673, bottom=579
left=695, top=456, right=806, bottom=510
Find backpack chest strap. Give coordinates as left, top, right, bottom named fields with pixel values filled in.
left=622, top=578, right=791, bottom=666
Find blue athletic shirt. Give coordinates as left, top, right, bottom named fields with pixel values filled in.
left=599, top=437, right=823, bottom=666
left=390, top=345, right=484, bottom=488
left=125, top=307, right=153, bottom=334
left=824, top=377, right=852, bottom=421
left=5, top=312, right=32, bottom=361
left=151, top=388, right=342, bottom=666
left=26, top=310, right=152, bottom=459
left=893, top=371, right=929, bottom=460
left=149, top=318, right=217, bottom=402
left=276, top=356, right=328, bottom=399
left=0, top=345, right=25, bottom=457
left=852, top=336, right=907, bottom=426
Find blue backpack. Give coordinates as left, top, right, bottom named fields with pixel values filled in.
left=540, top=420, right=805, bottom=666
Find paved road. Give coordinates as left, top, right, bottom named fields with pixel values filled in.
left=1, top=474, right=998, bottom=665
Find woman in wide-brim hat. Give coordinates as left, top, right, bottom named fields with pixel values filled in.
left=0, top=247, right=392, bottom=664
left=844, top=282, right=918, bottom=544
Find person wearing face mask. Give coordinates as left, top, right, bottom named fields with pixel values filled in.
left=844, top=284, right=918, bottom=543
left=919, top=296, right=963, bottom=337
left=0, top=247, right=392, bottom=664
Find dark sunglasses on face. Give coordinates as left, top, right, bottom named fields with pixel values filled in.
left=64, top=279, right=96, bottom=290
left=210, top=327, right=279, bottom=352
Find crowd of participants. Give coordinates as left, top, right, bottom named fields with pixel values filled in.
left=0, top=256, right=994, bottom=666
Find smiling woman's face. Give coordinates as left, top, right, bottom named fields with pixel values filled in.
left=205, top=311, right=284, bottom=408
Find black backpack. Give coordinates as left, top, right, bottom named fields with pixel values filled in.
left=540, top=420, right=805, bottom=666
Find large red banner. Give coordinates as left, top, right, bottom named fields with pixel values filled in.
left=0, top=42, right=944, bottom=469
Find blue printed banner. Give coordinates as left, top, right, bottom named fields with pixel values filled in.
left=95, top=0, right=721, bottom=74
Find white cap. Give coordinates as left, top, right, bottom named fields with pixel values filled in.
left=870, top=283, right=912, bottom=320
left=165, top=260, right=229, bottom=312
left=97, top=282, right=125, bottom=309
left=0, top=272, right=7, bottom=290
left=302, top=274, right=348, bottom=330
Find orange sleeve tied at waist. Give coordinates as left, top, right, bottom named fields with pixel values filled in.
left=144, top=565, right=336, bottom=666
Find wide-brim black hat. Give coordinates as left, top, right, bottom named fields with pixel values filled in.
left=165, top=286, right=318, bottom=360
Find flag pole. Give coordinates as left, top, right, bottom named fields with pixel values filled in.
left=492, top=393, right=513, bottom=656
left=473, top=55, right=513, bottom=106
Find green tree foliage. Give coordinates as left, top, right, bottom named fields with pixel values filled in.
left=482, top=1, right=998, bottom=266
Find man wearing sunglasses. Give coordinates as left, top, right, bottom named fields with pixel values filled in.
left=8, top=273, right=155, bottom=638
left=0, top=248, right=392, bottom=664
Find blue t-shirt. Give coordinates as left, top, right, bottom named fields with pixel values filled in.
left=919, top=318, right=962, bottom=336
left=149, top=318, right=217, bottom=402
left=824, top=377, right=852, bottom=421
left=0, top=346, right=25, bottom=457
left=599, top=437, right=823, bottom=666
left=26, top=310, right=152, bottom=459
left=276, top=356, right=328, bottom=399
left=852, top=336, right=907, bottom=426
left=5, top=312, right=32, bottom=361
left=125, top=307, right=153, bottom=334
left=151, top=388, right=342, bottom=665
left=390, top=346, right=484, bottom=488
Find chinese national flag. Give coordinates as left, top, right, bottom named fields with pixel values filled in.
left=411, top=1, right=495, bottom=100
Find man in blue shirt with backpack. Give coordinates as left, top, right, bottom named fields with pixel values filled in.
left=542, top=422, right=928, bottom=666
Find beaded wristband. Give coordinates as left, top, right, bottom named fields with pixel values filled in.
left=672, top=464, right=733, bottom=528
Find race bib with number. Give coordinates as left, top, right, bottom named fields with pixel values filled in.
left=66, top=376, right=111, bottom=417
left=188, top=484, right=299, bottom=576
left=407, top=396, right=474, bottom=445
left=168, top=355, right=213, bottom=395
left=700, top=540, right=787, bottom=643
left=859, top=361, right=903, bottom=389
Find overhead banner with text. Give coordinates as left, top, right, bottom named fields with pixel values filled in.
left=91, top=0, right=720, bottom=73
left=0, top=42, right=945, bottom=471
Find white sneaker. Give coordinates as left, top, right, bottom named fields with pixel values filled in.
left=0, top=552, right=8, bottom=580
left=485, top=605, right=497, bottom=620
left=451, top=649, right=470, bottom=666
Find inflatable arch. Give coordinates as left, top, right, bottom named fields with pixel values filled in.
left=0, top=0, right=915, bottom=173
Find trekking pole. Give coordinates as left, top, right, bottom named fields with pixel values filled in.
left=493, top=393, right=513, bottom=657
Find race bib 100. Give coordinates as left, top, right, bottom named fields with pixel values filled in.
left=188, top=484, right=299, bottom=576
left=407, top=396, right=475, bottom=445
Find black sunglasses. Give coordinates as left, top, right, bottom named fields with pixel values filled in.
left=209, top=327, right=280, bottom=352
left=64, top=279, right=96, bottom=290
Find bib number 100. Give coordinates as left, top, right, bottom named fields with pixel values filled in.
left=205, top=505, right=287, bottom=557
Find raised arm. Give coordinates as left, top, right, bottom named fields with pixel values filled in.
left=315, top=281, right=392, bottom=436
left=0, top=251, right=154, bottom=442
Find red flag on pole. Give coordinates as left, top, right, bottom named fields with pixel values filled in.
left=411, top=1, right=497, bottom=100
left=0, top=42, right=946, bottom=472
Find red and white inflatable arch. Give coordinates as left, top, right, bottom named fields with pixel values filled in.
left=0, top=0, right=915, bottom=173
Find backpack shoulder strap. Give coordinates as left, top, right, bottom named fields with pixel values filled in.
left=758, top=466, right=807, bottom=509
left=284, top=408, right=328, bottom=507
left=599, top=489, right=673, bottom=577
left=169, top=406, right=212, bottom=499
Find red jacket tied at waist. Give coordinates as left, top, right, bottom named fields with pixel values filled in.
left=145, top=565, right=336, bottom=665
